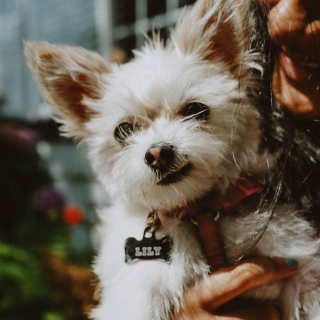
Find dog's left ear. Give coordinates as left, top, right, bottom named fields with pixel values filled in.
left=25, top=41, right=111, bottom=139
left=171, top=0, right=251, bottom=73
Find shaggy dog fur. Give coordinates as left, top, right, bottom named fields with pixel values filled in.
left=25, top=0, right=320, bottom=319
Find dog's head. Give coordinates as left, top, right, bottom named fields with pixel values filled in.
left=25, top=0, right=261, bottom=211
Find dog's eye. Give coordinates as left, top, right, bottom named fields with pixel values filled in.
left=181, top=102, right=209, bottom=120
left=114, top=122, right=134, bottom=143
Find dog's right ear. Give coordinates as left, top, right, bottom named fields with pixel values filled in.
left=171, top=0, right=252, bottom=74
left=25, top=41, right=112, bottom=140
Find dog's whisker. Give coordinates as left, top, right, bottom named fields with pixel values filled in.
left=231, top=152, right=241, bottom=171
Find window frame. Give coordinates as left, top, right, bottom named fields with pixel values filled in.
left=95, top=0, right=195, bottom=56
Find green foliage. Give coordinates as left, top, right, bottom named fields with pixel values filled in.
left=0, top=243, right=49, bottom=310
left=42, top=312, right=64, bottom=320
left=0, top=119, right=93, bottom=320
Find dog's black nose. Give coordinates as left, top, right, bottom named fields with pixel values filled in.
left=145, top=143, right=175, bottom=171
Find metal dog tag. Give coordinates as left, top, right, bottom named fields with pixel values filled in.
left=125, top=226, right=173, bottom=264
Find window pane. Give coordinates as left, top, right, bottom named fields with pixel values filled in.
left=179, top=0, right=196, bottom=7
left=147, top=0, right=166, bottom=17
left=112, top=0, right=136, bottom=26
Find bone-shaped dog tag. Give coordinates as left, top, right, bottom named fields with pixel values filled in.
left=125, top=227, right=172, bottom=264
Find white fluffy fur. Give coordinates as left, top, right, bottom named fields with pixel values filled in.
left=25, top=0, right=320, bottom=319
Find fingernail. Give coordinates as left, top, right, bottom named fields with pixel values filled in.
left=286, top=258, right=298, bottom=269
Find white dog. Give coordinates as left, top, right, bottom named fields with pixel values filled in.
left=25, top=0, right=320, bottom=319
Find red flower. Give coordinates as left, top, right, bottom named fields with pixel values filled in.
left=63, top=205, right=85, bottom=225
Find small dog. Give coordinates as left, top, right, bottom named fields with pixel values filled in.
left=25, top=0, right=320, bottom=319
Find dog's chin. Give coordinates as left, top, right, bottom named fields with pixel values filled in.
left=109, top=160, right=220, bottom=213
left=152, top=184, right=216, bottom=215
left=143, top=171, right=217, bottom=213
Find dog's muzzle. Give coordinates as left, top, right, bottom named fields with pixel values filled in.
left=144, top=143, right=175, bottom=172
left=144, top=143, right=192, bottom=185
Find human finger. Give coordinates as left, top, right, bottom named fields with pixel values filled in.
left=268, top=0, right=307, bottom=42
left=273, top=50, right=320, bottom=116
left=267, top=0, right=320, bottom=50
left=193, top=257, right=298, bottom=312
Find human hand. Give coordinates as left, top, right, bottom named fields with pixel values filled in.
left=265, top=0, right=320, bottom=117
left=159, top=209, right=296, bottom=320
left=173, top=255, right=297, bottom=320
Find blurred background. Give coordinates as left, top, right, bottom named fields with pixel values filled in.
left=0, top=0, right=195, bottom=319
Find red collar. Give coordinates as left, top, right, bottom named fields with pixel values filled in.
left=159, top=177, right=263, bottom=220
left=157, top=177, right=263, bottom=270
left=186, top=177, right=263, bottom=217
left=210, top=177, right=263, bottom=214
